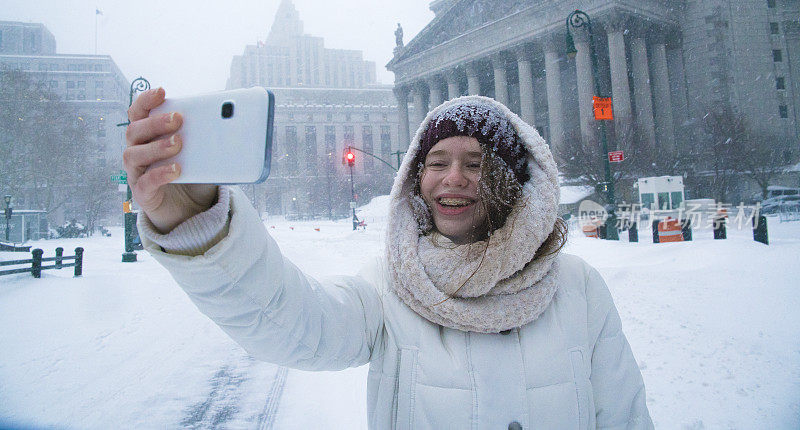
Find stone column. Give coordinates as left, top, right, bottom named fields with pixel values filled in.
left=394, top=86, right=410, bottom=148
left=516, top=47, right=537, bottom=126
left=446, top=69, right=461, bottom=100
left=630, top=37, right=656, bottom=147
left=544, top=42, right=565, bottom=152
left=492, top=55, right=509, bottom=105
left=650, top=40, right=676, bottom=151
left=466, top=62, right=481, bottom=95
left=606, top=20, right=634, bottom=144
left=427, top=76, right=443, bottom=109
left=573, top=29, right=599, bottom=144
left=412, top=84, right=428, bottom=127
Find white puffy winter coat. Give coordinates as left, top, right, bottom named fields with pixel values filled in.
left=142, top=187, right=653, bottom=429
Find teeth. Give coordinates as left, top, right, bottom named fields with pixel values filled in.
left=439, top=197, right=471, bottom=207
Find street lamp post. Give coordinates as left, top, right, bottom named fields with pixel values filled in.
left=117, top=77, right=150, bottom=262
left=4, top=195, right=12, bottom=242
left=566, top=10, right=619, bottom=240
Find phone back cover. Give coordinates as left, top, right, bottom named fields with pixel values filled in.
left=150, top=87, right=272, bottom=183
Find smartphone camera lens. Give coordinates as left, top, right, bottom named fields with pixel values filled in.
left=221, top=102, right=234, bottom=119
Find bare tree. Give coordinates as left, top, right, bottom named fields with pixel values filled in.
left=697, top=106, right=748, bottom=202
left=0, top=69, right=98, bottom=216
left=736, top=133, right=796, bottom=200
left=555, top=124, right=681, bottom=203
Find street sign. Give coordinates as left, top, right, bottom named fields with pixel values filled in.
left=608, top=150, right=625, bottom=162
left=349, top=201, right=357, bottom=209
left=123, top=201, right=132, bottom=213
left=593, top=96, right=613, bottom=120
left=111, top=170, right=127, bottom=184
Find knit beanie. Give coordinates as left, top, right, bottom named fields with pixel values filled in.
left=417, top=100, right=530, bottom=185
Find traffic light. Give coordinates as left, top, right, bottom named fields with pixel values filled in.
left=344, top=147, right=355, bottom=166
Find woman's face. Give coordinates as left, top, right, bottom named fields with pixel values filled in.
left=420, top=135, right=488, bottom=244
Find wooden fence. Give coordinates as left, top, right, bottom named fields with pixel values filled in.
left=0, top=247, right=83, bottom=278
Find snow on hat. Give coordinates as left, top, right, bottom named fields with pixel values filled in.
left=417, top=100, right=530, bottom=184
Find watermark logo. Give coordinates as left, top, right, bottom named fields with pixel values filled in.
left=575, top=201, right=765, bottom=230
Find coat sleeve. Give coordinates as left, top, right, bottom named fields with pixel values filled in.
left=584, top=264, right=654, bottom=429
left=140, top=186, right=385, bottom=371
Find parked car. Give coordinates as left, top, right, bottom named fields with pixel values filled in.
left=761, top=195, right=800, bottom=214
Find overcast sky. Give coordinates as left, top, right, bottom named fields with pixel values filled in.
left=4, top=0, right=435, bottom=97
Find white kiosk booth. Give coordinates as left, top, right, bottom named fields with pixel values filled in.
left=637, top=176, right=685, bottom=211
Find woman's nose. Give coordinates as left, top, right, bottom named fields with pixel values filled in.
left=442, top=165, right=469, bottom=187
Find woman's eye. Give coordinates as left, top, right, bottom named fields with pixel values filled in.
left=427, top=161, right=446, bottom=168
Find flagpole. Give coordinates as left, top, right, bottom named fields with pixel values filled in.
left=94, top=11, right=98, bottom=54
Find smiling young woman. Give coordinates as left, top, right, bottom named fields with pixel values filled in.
left=418, top=135, right=488, bottom=244
left=132, top=94, right=653, bottom=429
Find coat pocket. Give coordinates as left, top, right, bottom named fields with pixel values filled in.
left=569, top=346, right=590, bottom=429
left=395, top=347, right=418, bottom=430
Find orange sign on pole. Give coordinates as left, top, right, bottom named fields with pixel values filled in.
left=593, top=96, right=613, bottom=120
left=123, top=201, right=132, bottom=213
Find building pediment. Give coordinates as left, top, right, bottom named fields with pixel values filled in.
left=387, top=0, right=682, bottom=82
left=390, top=0, right=532, bottom=65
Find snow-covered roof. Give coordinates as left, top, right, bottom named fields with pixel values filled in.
left=559, top=185, right=594, bottom=205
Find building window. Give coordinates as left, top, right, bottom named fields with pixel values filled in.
left=97, top=117, right=106, bottom=137
left=779, top=105, right=788, bottom=118
left=305, top=126, right=317, bottom=170
left=380, top=126, right=392, bottom=160
left=78, top=93, right=85, bottom=100
left=777, top=77, right=786, bottom=90
left=66, top=81, right=75, bottom=89
left=343, top=125, right=354, bottom=147
left=38, top=63, right=47, bottom=71
left=767, top=0, right=776, bottom=8
left=382, top=113, right=388, bottom=122
left=307, top=114, right=313, bottom=122
left=345, top=113, right=351, bottom=121
left=77, top=81, right=86, bottom=88
left=285, top=126, right=298, bottom=175
left=49, top=80, right=57, bottom=89
left=324, top=126, right=336, bottom=165
left=326, top=112, right=333, bottom=122
left=773, top=49, right=782, bottom=62
left=363, top=113, right=369, bottom=122
left=288, top=112, right=294, bottom=122
left=362, top=126, right=374, bottom=170
left=770, top=22, right=780, bottom=34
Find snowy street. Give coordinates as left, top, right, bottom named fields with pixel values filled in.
left=1, top=198, right=799, bottom=429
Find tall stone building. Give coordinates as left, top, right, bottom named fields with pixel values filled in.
left=0, top=21, right=129, bottom=225
left=227, top=0, right=401, bottom=218
left=388, top=0, right=799, bottom=163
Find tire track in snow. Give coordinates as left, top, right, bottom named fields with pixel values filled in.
left=180, top=359, right=250, bottom=429
left=256, top=366, right=288, bottom=430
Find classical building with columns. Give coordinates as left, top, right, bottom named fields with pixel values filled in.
left=226, top=0, right=401, bottom=218
left=388, top=0, right=800, bottom=167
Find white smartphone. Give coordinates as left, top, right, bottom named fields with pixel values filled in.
left=149, top=87, right=275, bottom=184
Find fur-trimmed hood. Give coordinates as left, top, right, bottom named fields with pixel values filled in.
left=385, top=96, right=562, bottom=333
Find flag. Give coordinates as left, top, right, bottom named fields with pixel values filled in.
left=96, top=8, right=103, bottom=15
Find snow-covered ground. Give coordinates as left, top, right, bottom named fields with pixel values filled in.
left=1, top=198, right=799, bottom=429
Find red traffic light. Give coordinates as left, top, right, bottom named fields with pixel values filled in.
left=344, top=147, right=355, bottom=166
